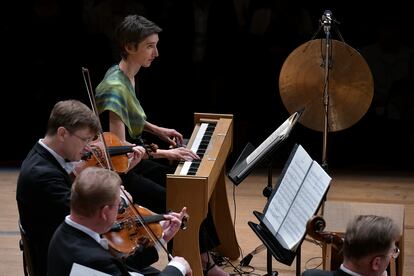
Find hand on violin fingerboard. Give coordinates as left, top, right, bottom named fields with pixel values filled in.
left=126, top=146, right=146, bottom=172
left=160, top=207, right=187, bottom=242
left=120, top=185, right=133, bottom=204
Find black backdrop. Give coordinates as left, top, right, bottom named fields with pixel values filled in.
left=2, top=0, right=413, bottom=171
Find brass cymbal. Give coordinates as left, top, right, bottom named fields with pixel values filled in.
left=279, top=39, right=373, bottom=132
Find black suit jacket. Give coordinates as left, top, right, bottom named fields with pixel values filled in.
left=16, top=142, right=72, bottom=276
left=302, top=268, right=351, bottom=276
left=47, top=222, right=182, bottom=276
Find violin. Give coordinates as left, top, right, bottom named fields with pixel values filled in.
left=103, top=204, right=163, bottom=258
left=103, top=203, right=189, bottom=258
left=306, top=215, right=344, bottom=270
left=81, top=132, right=133, bottom=173
left=80, top=132, right=159, bottom=174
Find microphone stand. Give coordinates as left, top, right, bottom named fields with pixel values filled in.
left=319, top=10, right=338, bottom=217
left=321, top=10, right=333, bottom=173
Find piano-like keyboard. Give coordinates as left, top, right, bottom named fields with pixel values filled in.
left=166, top=113, right=239, bottom=276
left=179, top=122, right=216, bottom=175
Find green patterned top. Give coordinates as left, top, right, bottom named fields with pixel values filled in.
left=95, top=65, right=146, bottom=139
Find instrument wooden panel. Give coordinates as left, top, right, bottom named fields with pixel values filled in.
left=166, top=113, right=239, bottom=276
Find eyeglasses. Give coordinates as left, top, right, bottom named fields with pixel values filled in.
left=108, top=201, right=123, bottom=211
left=388, top=246, right=400, bottom=259
left=71, top=132, right=96, bottom=144
left=378, top=246, right=400, bottom=259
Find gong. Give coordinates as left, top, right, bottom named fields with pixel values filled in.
left=279, top=39, right=373, bottom=132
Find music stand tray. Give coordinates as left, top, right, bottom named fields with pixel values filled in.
left=249, top=211, right=297, bottom=266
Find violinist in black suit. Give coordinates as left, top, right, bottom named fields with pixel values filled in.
left=47, top=167, right=191, bottom=276
left=16, top=100, right=145, bottom=275
left=302, top=215, right=400, bottom=276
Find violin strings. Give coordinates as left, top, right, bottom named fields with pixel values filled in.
left=90, top=148, right=106, bottom=169
left=126, top=200, right=172, bottom=259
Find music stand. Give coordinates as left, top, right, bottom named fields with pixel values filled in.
left=228, top=111, right=302, bottom=275
left=248, top=144, right=331, bottom=276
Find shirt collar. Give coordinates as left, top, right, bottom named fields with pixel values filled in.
left=65, top=215, right=108, bottom=250
left=340, top=264, right=362, bottom=276
left=39, top=139, right=75, bottom=173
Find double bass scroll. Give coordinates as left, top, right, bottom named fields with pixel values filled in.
left=306, top=215, right=343, bottom=271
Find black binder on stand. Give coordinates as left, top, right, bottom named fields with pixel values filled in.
left=248, top=144, right=332, bottom=275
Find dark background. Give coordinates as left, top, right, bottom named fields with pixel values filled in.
left=1, top=0, right=413, bottom=172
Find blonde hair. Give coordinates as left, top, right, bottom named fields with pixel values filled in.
left=71, top=167, right=121, bottom=217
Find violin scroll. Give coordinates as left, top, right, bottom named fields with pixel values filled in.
left=137, top=137, right=158, bottom=159
left=145, top=143, right=158, bottom=159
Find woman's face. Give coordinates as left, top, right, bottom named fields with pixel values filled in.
left=131, top=33, right=159, bottom=67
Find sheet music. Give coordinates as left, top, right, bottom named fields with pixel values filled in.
left=70, top=263, right=111, bottom=276
left=263, top=145, right=331, bottom=250
left=70, top=263, right=143, bottom=276
left=246, top=112, right=297, bottom=164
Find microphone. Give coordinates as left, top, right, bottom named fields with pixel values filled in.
left=321, top=10, right=340, bottom=26
left=321, top=10, right=332, bottom=25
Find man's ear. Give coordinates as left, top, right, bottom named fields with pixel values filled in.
left=100, top=205, right=109, bottom=221
left=371, top=256, right=383, bottom=271
left=57, top=126, right=67, bottom=142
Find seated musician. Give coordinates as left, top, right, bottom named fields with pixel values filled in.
left=94, top=14, right=198, bottom=215
left=47, top=167, right=191, bottom=276
left=16, top=100, right=145, bottom=275
left=303, top=215, right=400, bottom=276
left=95, top=15, right=227, bottom=276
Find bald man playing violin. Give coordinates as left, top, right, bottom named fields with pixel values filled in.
left=47, top=167, right=192, bottom=276
left=16, top=100, right=179, bottom=276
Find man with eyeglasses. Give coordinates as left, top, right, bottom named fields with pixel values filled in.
left=303, top=215, right=400, bottom=276
left=16, top=100, right=145, bottom=276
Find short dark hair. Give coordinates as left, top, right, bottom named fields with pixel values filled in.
left=343, top=215, right=400, bottom=260
left=47, top=100, right=101, bottom=136
left=115, top=15, right=162, bottom=59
